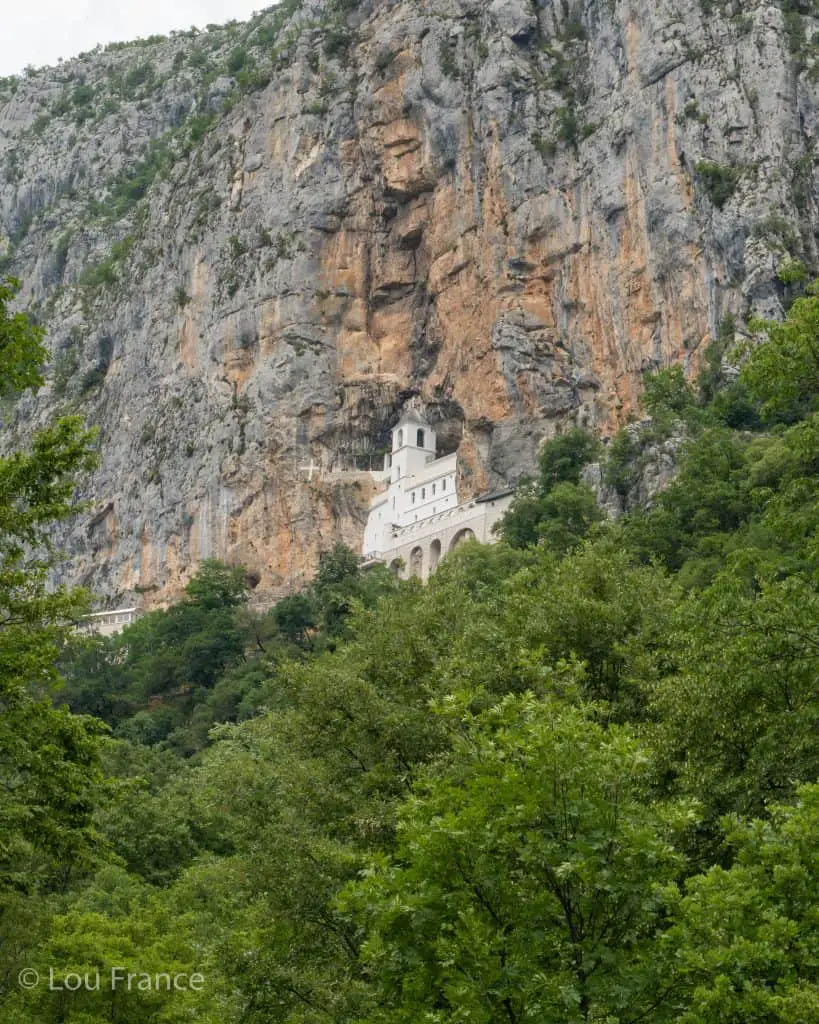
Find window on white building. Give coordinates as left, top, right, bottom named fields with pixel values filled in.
left=432, top=482, right=436, bottom=495
left=421, top=487, right=426, bottom=499
left=417, top=428, right=425, bottom=447
left=412, top=492, right=416, bottom=503
left=441, top=478, right=446, bottom=491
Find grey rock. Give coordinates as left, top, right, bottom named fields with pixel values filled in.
left=490, top=0, right=538, bottom=42
left=0, top=0, right=813, bottom=606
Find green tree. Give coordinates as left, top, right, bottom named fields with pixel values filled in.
left=0, top=276, right=104, bottom=992
left=184, top=558, right=248, bottom=609
left=428, top=539, right=675, bottom=718
left=273, top=591, right=318, bottom=647
left=695, top=314, right=761, bottom=429
left=0, top=275, right=47, bottom=396
left=5, top=875, right=233, bottom=1022
left=311, top=542, right=397, bottom=642
left=536, top=480, right=604, bottom=554
left=646, top=569, right=819, bottom=829
left=497, top=429, right=602, bottom=550
left=743, top=288, right=819, bottom=423
left=537, top=427, right=602, bottom=491
left=342, top=695, right=693, bottom=1024
left=492, top=479, right=543, bottom=548
left=620, top=412, right=819, bottom=586
left=642, top=364, right=697, bottom=422
left=94, top=742, right=206, bottom=885
left=664, top=785, right=819, bottom=1023
left=621, top=428, right=760, bottom=582
left=187, top=626, right=449, bottom=1023
left=60, top=561, right=252, bottom=748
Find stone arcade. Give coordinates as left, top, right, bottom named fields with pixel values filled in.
left=362, top=410, right=514, bottom=580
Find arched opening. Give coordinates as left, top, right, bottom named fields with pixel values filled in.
left=429, top=539, right=442, bottom=572
left=416, top=428, right=425, bottom=448
left=389, top=558, right=403, bottom=578
left=410, top=546, right=423, bottom=578
left=396, top=429, right=403, bottom=448
left=449, top=528, right=476, bottom=552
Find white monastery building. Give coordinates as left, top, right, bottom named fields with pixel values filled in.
left=363, top=410, right=515, bottom=580
left=77, top=607, right=140, bottom=637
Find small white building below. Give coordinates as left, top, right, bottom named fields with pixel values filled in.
left=362, top=410, right=514, bottom=580
left=78, top=607, right=140, bottom=638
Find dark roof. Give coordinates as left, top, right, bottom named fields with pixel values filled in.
left=475, top=488, right=516, bottom=504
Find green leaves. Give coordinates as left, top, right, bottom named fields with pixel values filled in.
left=184, top=559, right=248, bottom=609
left=0, top=276, right=47, bottom=398
left=0, top=275, right=105, bottom=974
left=535, top=481, right=605, bottom=555
left=664, top=786, right=819, bottom=1023
left=0, top=416, right=99, bottom=552
left=342, top=697, right=692, bottom=1024
left=0, top=287, right=100, bottom=704
left=0, top=701, right=105, bottom=893
left=497, top=428, right=603, bottom=552
left=744, top=289, right=819, bottom=424
left=646, top=570, right=819, bottom=826
left=621, top=416, right=819, bottom=584
left=537, top=427, right=602, bottom=491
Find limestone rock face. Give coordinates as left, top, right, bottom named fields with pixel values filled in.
left=583, top=423, right=686, bottom=520
left=1, top=0, right=816, bottom=605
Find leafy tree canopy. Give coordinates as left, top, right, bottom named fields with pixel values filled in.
left=0, top=276, right=104, bottom=951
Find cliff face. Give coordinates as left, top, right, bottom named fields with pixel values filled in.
left=1, top=0, right=817, bottom=605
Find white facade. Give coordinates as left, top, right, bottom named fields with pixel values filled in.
left=363, top=411, right=514, bottom=580
left=78, top=607, right=140, bottom=638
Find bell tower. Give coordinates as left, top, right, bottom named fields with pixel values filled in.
left=390, top=409, right=436, bottom=484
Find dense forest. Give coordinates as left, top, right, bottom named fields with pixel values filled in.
left=1, top=268, right=818, bottom=1023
